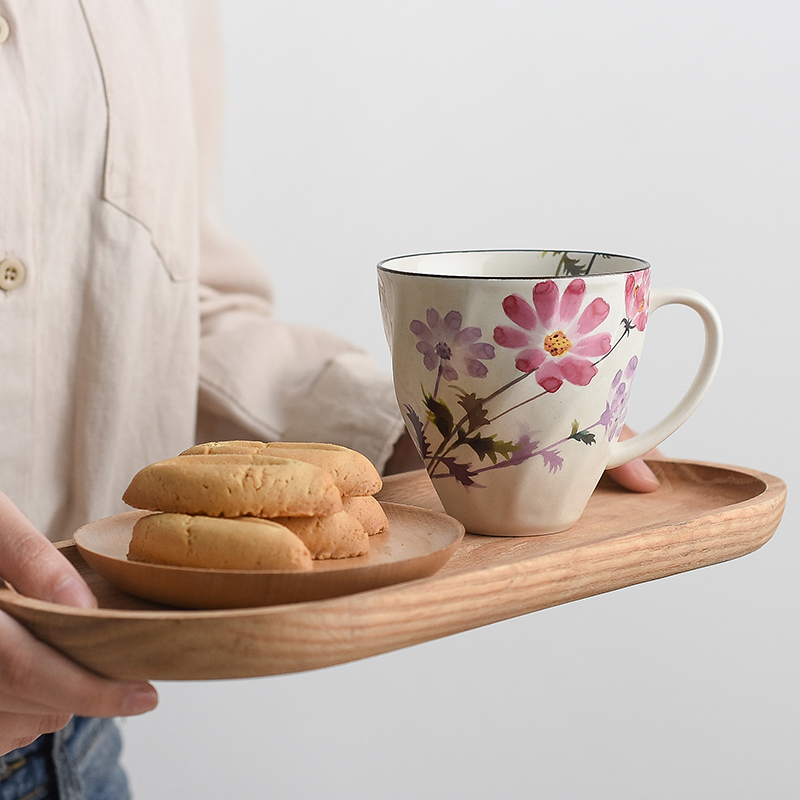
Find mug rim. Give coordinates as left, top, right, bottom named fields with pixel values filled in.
left=377, top=249, right=651, bottom=279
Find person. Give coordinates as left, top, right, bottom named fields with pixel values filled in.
left=0, top=1, right=660, bottom=796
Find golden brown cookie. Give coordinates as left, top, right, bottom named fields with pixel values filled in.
left=180, top=440, right=267, bottom=456
left=128, top=512, right=313, bottom=570
left=182, top=440, right=382, bottom=497
left=123, top=454, right=343, bottom=518
left=341, top=495, right=389, bottom=536
left=271, top=511, right=369, bottom=560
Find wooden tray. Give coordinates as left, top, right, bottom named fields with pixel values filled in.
left=0, top=459, right=786, bottom=681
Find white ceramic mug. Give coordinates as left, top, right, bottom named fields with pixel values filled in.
left=378, top=250, right=723, bottom=536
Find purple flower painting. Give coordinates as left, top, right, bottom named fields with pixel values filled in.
left=410, top=309, right=495, bottom=382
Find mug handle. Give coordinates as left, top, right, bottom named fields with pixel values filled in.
left=606, top=287, right=723, bottom=470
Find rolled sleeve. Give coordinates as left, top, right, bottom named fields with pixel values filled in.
left=197, top=284, right=405, bottom=469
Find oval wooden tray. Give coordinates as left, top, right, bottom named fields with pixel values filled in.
left=0, top=459, right=786, bottom=681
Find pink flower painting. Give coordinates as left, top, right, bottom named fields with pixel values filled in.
left=624, top=270, right=650, bottom=332
left=493, top=279, right=613, bottom=393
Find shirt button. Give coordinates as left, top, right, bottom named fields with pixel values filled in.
left=0, top=17, right=10, bottom=45
left=0, top=257, right=27, bottom=292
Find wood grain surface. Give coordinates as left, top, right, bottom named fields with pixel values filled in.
left=72, top=503, right=464, bottom=609
left=0, top=459, right=786, bottom=681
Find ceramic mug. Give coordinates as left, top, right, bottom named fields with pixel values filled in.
left=377, top=250, right=723, bottom=536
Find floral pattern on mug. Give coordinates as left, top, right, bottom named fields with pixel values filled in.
left=410, top=309, right=495, bottom=385
left=600, top=356, right=639, bottom=442
left=404, top=275, right=650, bottom=487
left=624, top=270, right=650, bottom=333
left=493, top=279, right=612, bottom=392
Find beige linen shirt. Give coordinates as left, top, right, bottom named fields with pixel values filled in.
left=0, top=0, right=404, bottom=541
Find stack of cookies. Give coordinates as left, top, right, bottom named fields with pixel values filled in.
left=122, top=441, right=388, bottom=571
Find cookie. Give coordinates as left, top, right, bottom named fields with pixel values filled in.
left=180, top=440, right=266, bottom=456
left=182, top=440, right=382, bottom=497
left=271, top=511, right=369, bottom=560
left=128, top=512, right=313, bottom=570
left=341, top=495, right=389, bottom=536
left=122, top=454, right=343, bottom=518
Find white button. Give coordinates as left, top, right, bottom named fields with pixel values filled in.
left=0, top=17, right=10, bottom=45
left=0, top=257, right=27, bottom=292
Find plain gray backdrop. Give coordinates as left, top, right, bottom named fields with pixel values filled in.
left=121, top=1, right=798, bottom=797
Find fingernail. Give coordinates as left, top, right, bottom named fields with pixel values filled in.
left=50, top=575, right=98, bottom=609
left=123, top=685, right=159, bottom=716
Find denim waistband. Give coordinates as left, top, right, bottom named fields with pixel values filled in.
left=0, top=718, right=130, bottom=800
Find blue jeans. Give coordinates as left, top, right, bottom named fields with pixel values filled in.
left=0, top=718, right=129, bottom=800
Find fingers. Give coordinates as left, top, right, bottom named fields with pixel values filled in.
left=605, top=459, right=660, bottom=492
left=0, top=611, right=158, bottom=721
left=605, top=426, right=664, bottom=493
left=0, top=493, right=158, bottom=757
left=0, top=611, right=158, bottom=756
left=0, top=491, right=96, bottom=608
left=0, top=712, right=73, bottom=755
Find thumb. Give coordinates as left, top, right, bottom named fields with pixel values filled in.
left=0, top=492, right=97, bottom=609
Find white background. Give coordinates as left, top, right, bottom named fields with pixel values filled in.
left=122, top=1, right=798, bottom=797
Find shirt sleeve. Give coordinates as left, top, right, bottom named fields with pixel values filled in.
left=184, top=0, right=405, bottom=470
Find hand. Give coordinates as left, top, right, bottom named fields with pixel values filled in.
left=604, top=426, right=663, bottom=493
left=0, top=492, right=158, bottom=756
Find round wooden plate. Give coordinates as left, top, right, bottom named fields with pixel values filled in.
left=72, top=503, right=465, bottom=609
